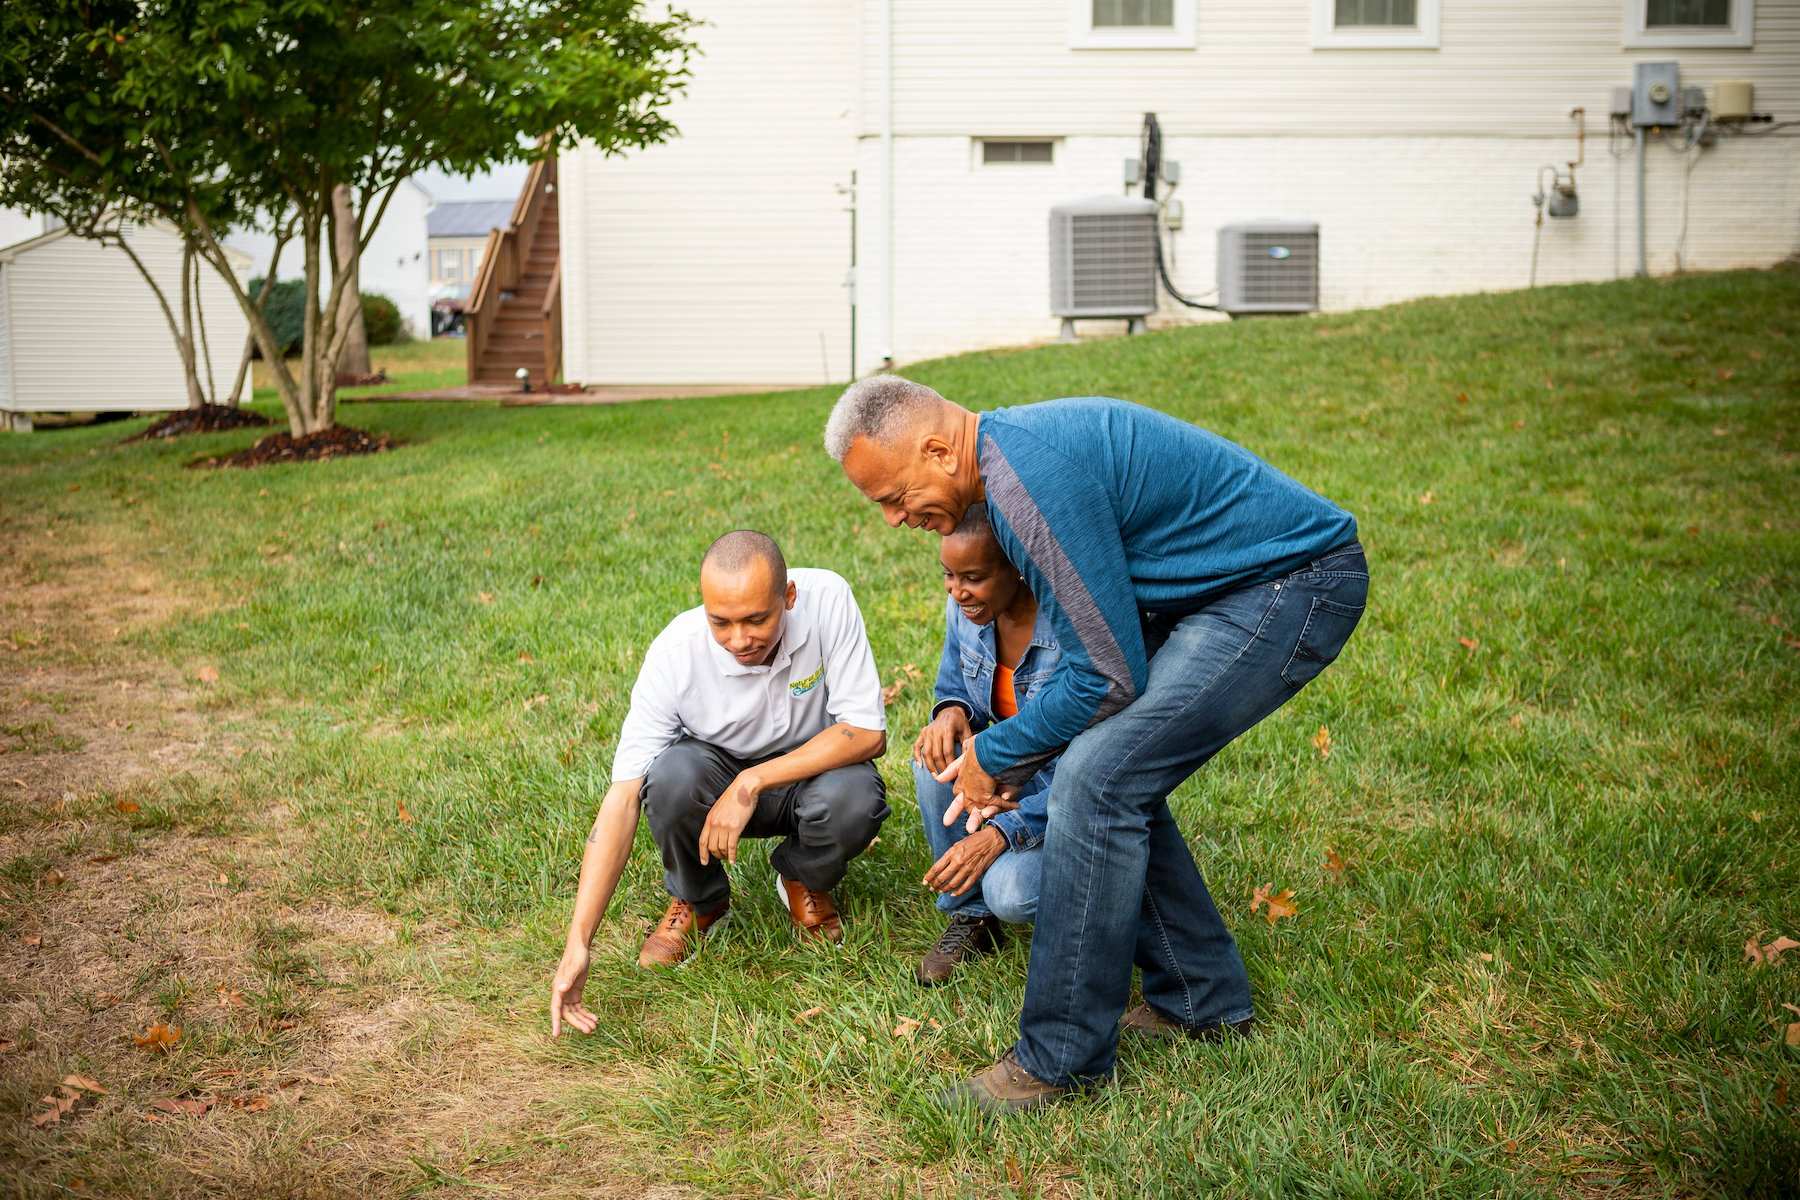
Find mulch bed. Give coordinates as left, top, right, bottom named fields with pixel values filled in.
left=125, top=404, right=272, bottom=442
left=189, top=424, right=396, bottom=470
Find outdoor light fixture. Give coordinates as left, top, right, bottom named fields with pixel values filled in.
left=516, top=367, right=531, bottom=393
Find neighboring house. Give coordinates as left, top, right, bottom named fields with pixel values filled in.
left=557, top=0, right=1800, bottom=384
left=428, top=200, right=514, bottom=289
left=224, top=177, right=436, bottom=341
left=0, top=221, right=251, bottom=428
left=0, top=207, right=50, bottom=249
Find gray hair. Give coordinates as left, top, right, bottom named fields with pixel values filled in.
left=701, top=529, right=787, bottom=589
left=943, top=500, right=996, bottom=547
left=822, top=375, right=949, bottom=463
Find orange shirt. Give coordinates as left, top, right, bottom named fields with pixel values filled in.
left=992, top=663, right=1019, bottom=719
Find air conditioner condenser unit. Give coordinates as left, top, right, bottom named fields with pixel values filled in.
left=1217, top=221, right=1319, bottom=316
left=1049, top=196, right=1159, bottom=340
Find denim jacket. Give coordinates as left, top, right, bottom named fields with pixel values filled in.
left=930, top=596, right=1061, bottom=853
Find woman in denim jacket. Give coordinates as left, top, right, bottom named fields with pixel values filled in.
left=911, top=504, right=1060, bottom=986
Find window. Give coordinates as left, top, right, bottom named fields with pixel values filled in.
left=1311, top=0, right=1439, bottom=47
left=1626, top=0, right=1752, bottom=46
left=434, top=247, right=469, bottom=284
left=1069, top=0, right=1193, bottom=49
left=982, top=141, right=1054, bottom=165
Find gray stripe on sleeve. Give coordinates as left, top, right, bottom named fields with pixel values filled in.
left=982, top=433, right=1138, bottom=733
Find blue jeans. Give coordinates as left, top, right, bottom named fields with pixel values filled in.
left=915, top=763, right=1042, bottom=924
left=1013, top=542, right=1368, bottom=1086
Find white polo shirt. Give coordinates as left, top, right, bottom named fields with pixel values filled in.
left=611, top=568, right=887, bottom=781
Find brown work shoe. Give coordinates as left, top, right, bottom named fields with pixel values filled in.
left=776, top=874, right=843, bottom=943
left=637, top=896, right=729, bottom=968
left=1119, top=1003, right=1255, bottom=1043
left=936, top=1047, right=1078, bottom=1114
left=915, top=912, right=1004, bottom=986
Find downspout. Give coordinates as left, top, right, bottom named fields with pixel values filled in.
left=880, top=0, right=895, bottom=369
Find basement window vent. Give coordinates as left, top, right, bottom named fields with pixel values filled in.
left=983, top=140, right=1054, bottom=165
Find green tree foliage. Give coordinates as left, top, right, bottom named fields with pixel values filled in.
left=1, top=1, right=694, bottom=438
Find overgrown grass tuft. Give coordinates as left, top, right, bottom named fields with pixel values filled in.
left=4, top=268, right=1797, bottom=1197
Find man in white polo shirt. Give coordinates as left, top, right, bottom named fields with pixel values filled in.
left=551, top=531, right=889, bottom=1030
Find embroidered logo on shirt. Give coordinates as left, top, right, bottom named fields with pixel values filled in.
left=789, top=664, right=824, bottom=697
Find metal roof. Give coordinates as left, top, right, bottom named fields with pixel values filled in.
left=428, top=200, right=514, bottom=239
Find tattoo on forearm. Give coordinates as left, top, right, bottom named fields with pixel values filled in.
left=586, top=823, right=603, bottom=844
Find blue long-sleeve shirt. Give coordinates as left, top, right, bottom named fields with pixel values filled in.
left=930, top=593, right=1060, bottom=852
left=973, top=397, right=1358, bottom=780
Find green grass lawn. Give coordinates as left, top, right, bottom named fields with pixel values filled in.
left=249, top=334, right=467, bottom=404
left=5, top=268, right=1798, bottom=1197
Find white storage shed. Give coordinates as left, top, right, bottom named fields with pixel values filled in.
left=0, top=221, right=251, bottom=429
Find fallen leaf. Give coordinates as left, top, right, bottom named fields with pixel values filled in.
left=1006, top=1158, right=1026, bottom=1188
left=1251, top=883, right=1298, bottom=926
left=1458, top=636, right=1479, bottom=649
left=1311, top=726, right=1333, bottom=759
left=134, top=1023, right=181, bottom=1053
left=195, top=666, right=220, bottom=684
left=225, top=1094, right=271, bottom=1113
left=32, top=1089, right=77, bottom=1127
left=61, top=1075, right=106, bottom=1095
left=892, top=1016, right=923, bottom=1039
left=397, top=800, right=414, bottom=824
left=476, top=592, right=493, bottom=604
left=114, top=800, right=140, bottom=815
left=148, top=1096, right=211, bottom=1117
left=87, top=854, right=118, bottom=864
left=1746, top=935, right=1800, bottom=966
left=43, top=869, right=65, bottom=887
left=1418, top=490, right=1434, bottom=505
left=216, top=987, right=247, bottom=1009
left=795, top=1005, right=825, bottom=1022
left=1322, top=848, right=1348, bottom=879
left=523, top=694, right=549, bottom=711
left=881, top=680, right=906, bottom=706
left=518, top=652, right=534, bottom=663
left=21, top=935, right=42, bottom=947
left=216, top=872, right=230, bottom=886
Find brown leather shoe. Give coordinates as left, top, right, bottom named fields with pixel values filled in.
left=915, top=913, right=1003, bottom=986
left=1119, top=1003, right=1254, bottom=1043
left=775, top=874, right=843, bottom=943
left=637, top=896, right=729, bottom=968
left=936, top=1047, right=1077, bottom=1114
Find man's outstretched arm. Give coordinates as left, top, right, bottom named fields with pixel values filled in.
left=550, top=776, right=644, bottom=1037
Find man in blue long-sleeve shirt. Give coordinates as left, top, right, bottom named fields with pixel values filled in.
left=826, top=376, right=1368, bottom=1112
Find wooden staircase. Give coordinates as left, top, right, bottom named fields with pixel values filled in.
left=466, top=157, right=562, bottom=389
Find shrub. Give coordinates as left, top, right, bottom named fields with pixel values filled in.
left=361, top=292, right=404, bottom=345
left=247, top=277, right=307, bottom=357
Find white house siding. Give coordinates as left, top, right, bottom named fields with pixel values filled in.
left=847, top=0, right=1800, bottom=372
left=0, top=265, right=12, bottom=409
left=0, top=207, right=44, bottom=250
left=559, top=0, right=857, bottom=386
left=3, top=227, right=250, bottom=413
left=357, top=180, right=434, bottom=340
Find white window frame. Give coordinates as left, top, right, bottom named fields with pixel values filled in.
left=1311, top=0, right=1440, bottom=49
left=1624, top=0, right=1754, bottom=48
left=1069, top=0, right=1195, bottom=51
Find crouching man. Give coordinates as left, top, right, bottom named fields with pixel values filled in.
left=551, top=531, right=889, bottom=1035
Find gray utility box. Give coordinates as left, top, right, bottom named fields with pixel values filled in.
left=1217, top=222, right=1319, bottom=315
left=1633, top=61, right=1680, bottom=127
left=1050, top=197, right=1159, bottom=330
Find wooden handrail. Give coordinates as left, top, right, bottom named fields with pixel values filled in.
left=463, top=154, right=559, bottom=386
left=540, top=259, right=562, bottom=385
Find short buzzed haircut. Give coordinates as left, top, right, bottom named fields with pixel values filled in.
left=823, top=375, right=949, bottom=463
left=701, top=529, right=787, bottom=589
left=943, top=500, right=998, bottom=547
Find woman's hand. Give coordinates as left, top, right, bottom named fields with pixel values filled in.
left=912, top=706, right=972, bottom=776
left=923, top=824, right=1006, bottom=896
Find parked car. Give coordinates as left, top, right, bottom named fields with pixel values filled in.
left=431, top=283, right=472, bottom=336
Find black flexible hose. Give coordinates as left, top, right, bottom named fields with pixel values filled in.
left=1141, top=112, right=1220, bottom=311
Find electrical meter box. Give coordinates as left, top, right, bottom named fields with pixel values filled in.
left=1633, top=61, right=1680, bottom=127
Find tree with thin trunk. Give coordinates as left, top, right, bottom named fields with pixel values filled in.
left=2, top=0, right=694, bottom=441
